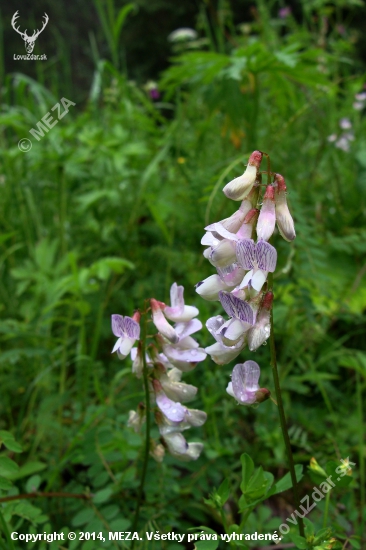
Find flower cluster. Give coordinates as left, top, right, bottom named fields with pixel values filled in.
left=112, top=283, right=207, bottom=461
left=195, top=151, right=296, bottom=405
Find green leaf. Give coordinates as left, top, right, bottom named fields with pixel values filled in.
left=289, top=534, right=307, bottom=549
left=245, top=466, right=269, bottom=500
left=216, top=478, right=230, bottom=505
left=72, top=507, right=94, bottom=527
left=240, top=453, right=254, bottom=492
left=8, top=461, right=46, bottom=481
left=304, top=517, right=314, bottom=537
left=0, top=476, right=13, bottom=490
left=92, top=486, right=113, bottom=504
left=0, top=456, right=19, bottom=477
left=0, top=430, right=23, bottom=453
left=267, top=465, right=303, bottom=497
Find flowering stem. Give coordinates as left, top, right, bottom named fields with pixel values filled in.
left=131, top=309, right=151, bottom=541
left=268, top=273, right=304, bottom=538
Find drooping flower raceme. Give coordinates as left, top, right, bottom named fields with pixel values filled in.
left=195, top=150, right=296, bottom=405
left=112, top=283, right=207, bottom=462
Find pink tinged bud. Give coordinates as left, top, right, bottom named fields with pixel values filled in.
left=274, top=174, right=296, bottom=242
left=151, top=299, right=179, bottom=344
left=153, top=380, right=187, bottom=422
left=257, top=185, right=276, bottom=242
left=195, top=274, right=230, bottom=301
left=162, top=433, right=203, bottom=461
left=223, top=151, right=263, bottom=201
left=209, top=239, right=237, bottom=268
left=164, top=282, right=199, bottom=322
left=228, top=361, right=268, bottom=406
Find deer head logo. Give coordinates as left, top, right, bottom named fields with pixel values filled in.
left=11, top=11, right=49, bottom=54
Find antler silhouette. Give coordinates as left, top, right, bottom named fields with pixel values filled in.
left=11, top=11, right=27, bottom=39
left=32, top=13, right=49, bottom=40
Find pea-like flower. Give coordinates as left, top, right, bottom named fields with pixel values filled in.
left=226, top=361, right=270, bottom=405
left=111, top=312, right=141, bottom=359
left=236, top=238, right=277, bottom=293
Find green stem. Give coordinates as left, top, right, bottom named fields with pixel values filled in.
left=268, top=272, right=304, bottom=538
left=356, top=370, right=365, bottom=536
left=131, top=310, right=151, bottom=543
left=323, top=490, right=331, bottom=528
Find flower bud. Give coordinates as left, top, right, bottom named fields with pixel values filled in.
left=257, top=185, right=276, bottom=241
left=254, top=388, right=271, bottom=403
left=274, top=174, right=296, bottom=242
left=223, top=151, right=263, bottom=201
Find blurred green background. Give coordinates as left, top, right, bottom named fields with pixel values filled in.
left=0, top=0, right=365, bottom=548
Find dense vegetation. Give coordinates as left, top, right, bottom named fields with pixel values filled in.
left=0, top=1, right=365, bottom=548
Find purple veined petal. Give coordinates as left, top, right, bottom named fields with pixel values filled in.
left=255, top=240, right=277, bottom=272
left=123, top=316, right=141, bottom=339
left=155, top=389, right=187, bottom=422
left=206, top=315, right=226, bottom=342
left=218, top=291, right=255, bottom=325
left=201, top=232, right=220, bottom=246
left=208, top=223, right=239, bottom=241
left=164, top=345, right=207, bottom=363
left=174, top=319, right=202, bottom=340
left=236, top=239, right=256, bottom=270
left=111, top=314, right=125, bottom=337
